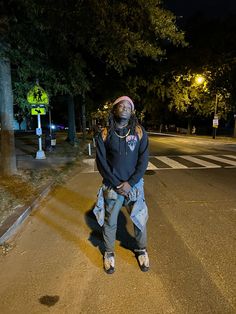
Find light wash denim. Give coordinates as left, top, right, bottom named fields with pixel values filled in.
left=93, top=179, right=148, bottom=252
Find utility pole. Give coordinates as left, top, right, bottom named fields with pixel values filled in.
left=234, top=114, right=236, bottom=138
left=212, top=94, right=218, bottom=139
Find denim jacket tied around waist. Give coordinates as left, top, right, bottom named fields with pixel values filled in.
left=93, top=179, right=148, bottom=232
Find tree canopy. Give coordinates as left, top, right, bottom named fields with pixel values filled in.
left=1, top=0, right=187, bottom=106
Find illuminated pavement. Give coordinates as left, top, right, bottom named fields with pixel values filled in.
left=0, top=135, right=235, bottom=313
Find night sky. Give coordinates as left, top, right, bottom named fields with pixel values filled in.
left=165, top=0, right=236, bottom=18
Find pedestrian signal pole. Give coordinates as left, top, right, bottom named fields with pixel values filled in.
left=35, top=112, right=46, bottom=159
left=27, top=82, right=48, bottom=159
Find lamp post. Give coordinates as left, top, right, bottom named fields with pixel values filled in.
left=234, top=114, right=236, bottom=138
left=212, top=93, right=218, bottom=139
left=193, top=74, right=205, bottom=135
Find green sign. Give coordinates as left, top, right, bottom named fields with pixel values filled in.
left=31, top=107, right=46, bottom=115
left=27, top=85, right=49, bottom=105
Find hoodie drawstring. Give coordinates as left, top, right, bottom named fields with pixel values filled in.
left=114, top=128, right=129, bottom=155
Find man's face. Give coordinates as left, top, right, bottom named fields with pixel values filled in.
left=114, top=100, right=132, bottom=120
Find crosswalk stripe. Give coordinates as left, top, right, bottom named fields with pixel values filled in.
left=179, top=155, right=221, bottom=168
left=82, top=159, right=98, bottom=172
left=147, top=162, right=158, bottom=170
left=155, top=156, right=188, bottom=169
left=223, top=155, right=236, bottom=160
left=201, top=155, right=236, bottom=166
left=82, top=155, right=236, bottom=173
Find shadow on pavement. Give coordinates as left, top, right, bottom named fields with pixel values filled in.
left=85, top=205, right=137, bottom=255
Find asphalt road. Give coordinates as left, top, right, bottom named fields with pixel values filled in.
left=0, top=135, right=235, bottom=313
left=149, top=133, right=236, bottom=155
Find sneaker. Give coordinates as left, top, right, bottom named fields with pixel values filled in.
left=134, top=249, right=149, bottom=272
left=103, top=252, right=115, bottom=274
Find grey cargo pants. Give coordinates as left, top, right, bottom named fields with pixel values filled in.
left=103, top=193, right=147, bottom=252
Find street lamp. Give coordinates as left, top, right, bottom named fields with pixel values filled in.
left=194, top=74, right=219, bottom=139
left=212, top=93, right=218, bottom=139
left=195, top=74, right=205, bottom=85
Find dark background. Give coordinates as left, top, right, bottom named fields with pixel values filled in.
left=165, top=0, right=236, bottom=18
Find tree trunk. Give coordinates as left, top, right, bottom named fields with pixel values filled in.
left=0, top=44, right=17, bottom=176
left=66, top=94, right=78, bottom=145
left=81, top=96, right=86, bottom=141
left=187, top=117, right=192, bottom=135
left=234, top=116, right=236, bottom=138
left=18, top=121, right=22, bottom=130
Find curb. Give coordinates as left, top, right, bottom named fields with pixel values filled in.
left=148, top=132, right=178, bottom=137
left=0, top=181, right=55, bottom=245
left=148, top=132, right=236, bottom=143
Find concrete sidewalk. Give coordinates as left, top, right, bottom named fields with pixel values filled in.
left=14, top=132, right=82, bottom=169
left=0, top=154, right=95, bottom=244
left=16, top=155, right=77, bottom=169
left=0, top=168, right=174, bottom=314
left=0, top=132, right=92, bottom=244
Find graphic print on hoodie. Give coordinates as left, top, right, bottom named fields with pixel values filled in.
left=126, top=135, right=138, bottom=152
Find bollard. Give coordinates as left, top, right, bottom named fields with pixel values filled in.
left=88, top=143, right=92, bottom=156
left=50, top=131, right=56, bottom=150
left=93, top=137, right=96, bottom=147
left=45, top=132, right=52, bottom=151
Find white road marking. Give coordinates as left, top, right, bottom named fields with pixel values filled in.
left=155, top=156, right=188, bottom=169
left=82, top=159, right=98, bottom=173
left=222, top=155, right=236, bottom=160
left=179, top=155, right=221, bottom=168
left=202, top=155, right=236, bottom=166
left=147, top=162, right=158, bottom=170
left=81, top=155, right=236, bottom=173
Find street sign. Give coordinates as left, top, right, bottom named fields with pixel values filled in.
left=27, top=85, right=49, bottom=105
left=36, top=128, right=42, bottom=136
left=31, top=107, right=46, bottom=115
left=27, top=84, right=48, bottom=159
left=213, top=118, right=219, bottom=128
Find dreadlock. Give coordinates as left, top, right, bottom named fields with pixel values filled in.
left=107, top=108, right=139, bottom=136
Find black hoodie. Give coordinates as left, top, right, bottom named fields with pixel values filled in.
left=96, top=125, right=149, bottom=188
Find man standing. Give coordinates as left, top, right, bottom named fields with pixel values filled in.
left=95, top=96, right=149, bottom=274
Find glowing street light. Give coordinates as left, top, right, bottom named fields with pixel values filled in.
left=194, top=74, right=218, bottom=139
left=195, top=74, right=205, bottom=85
